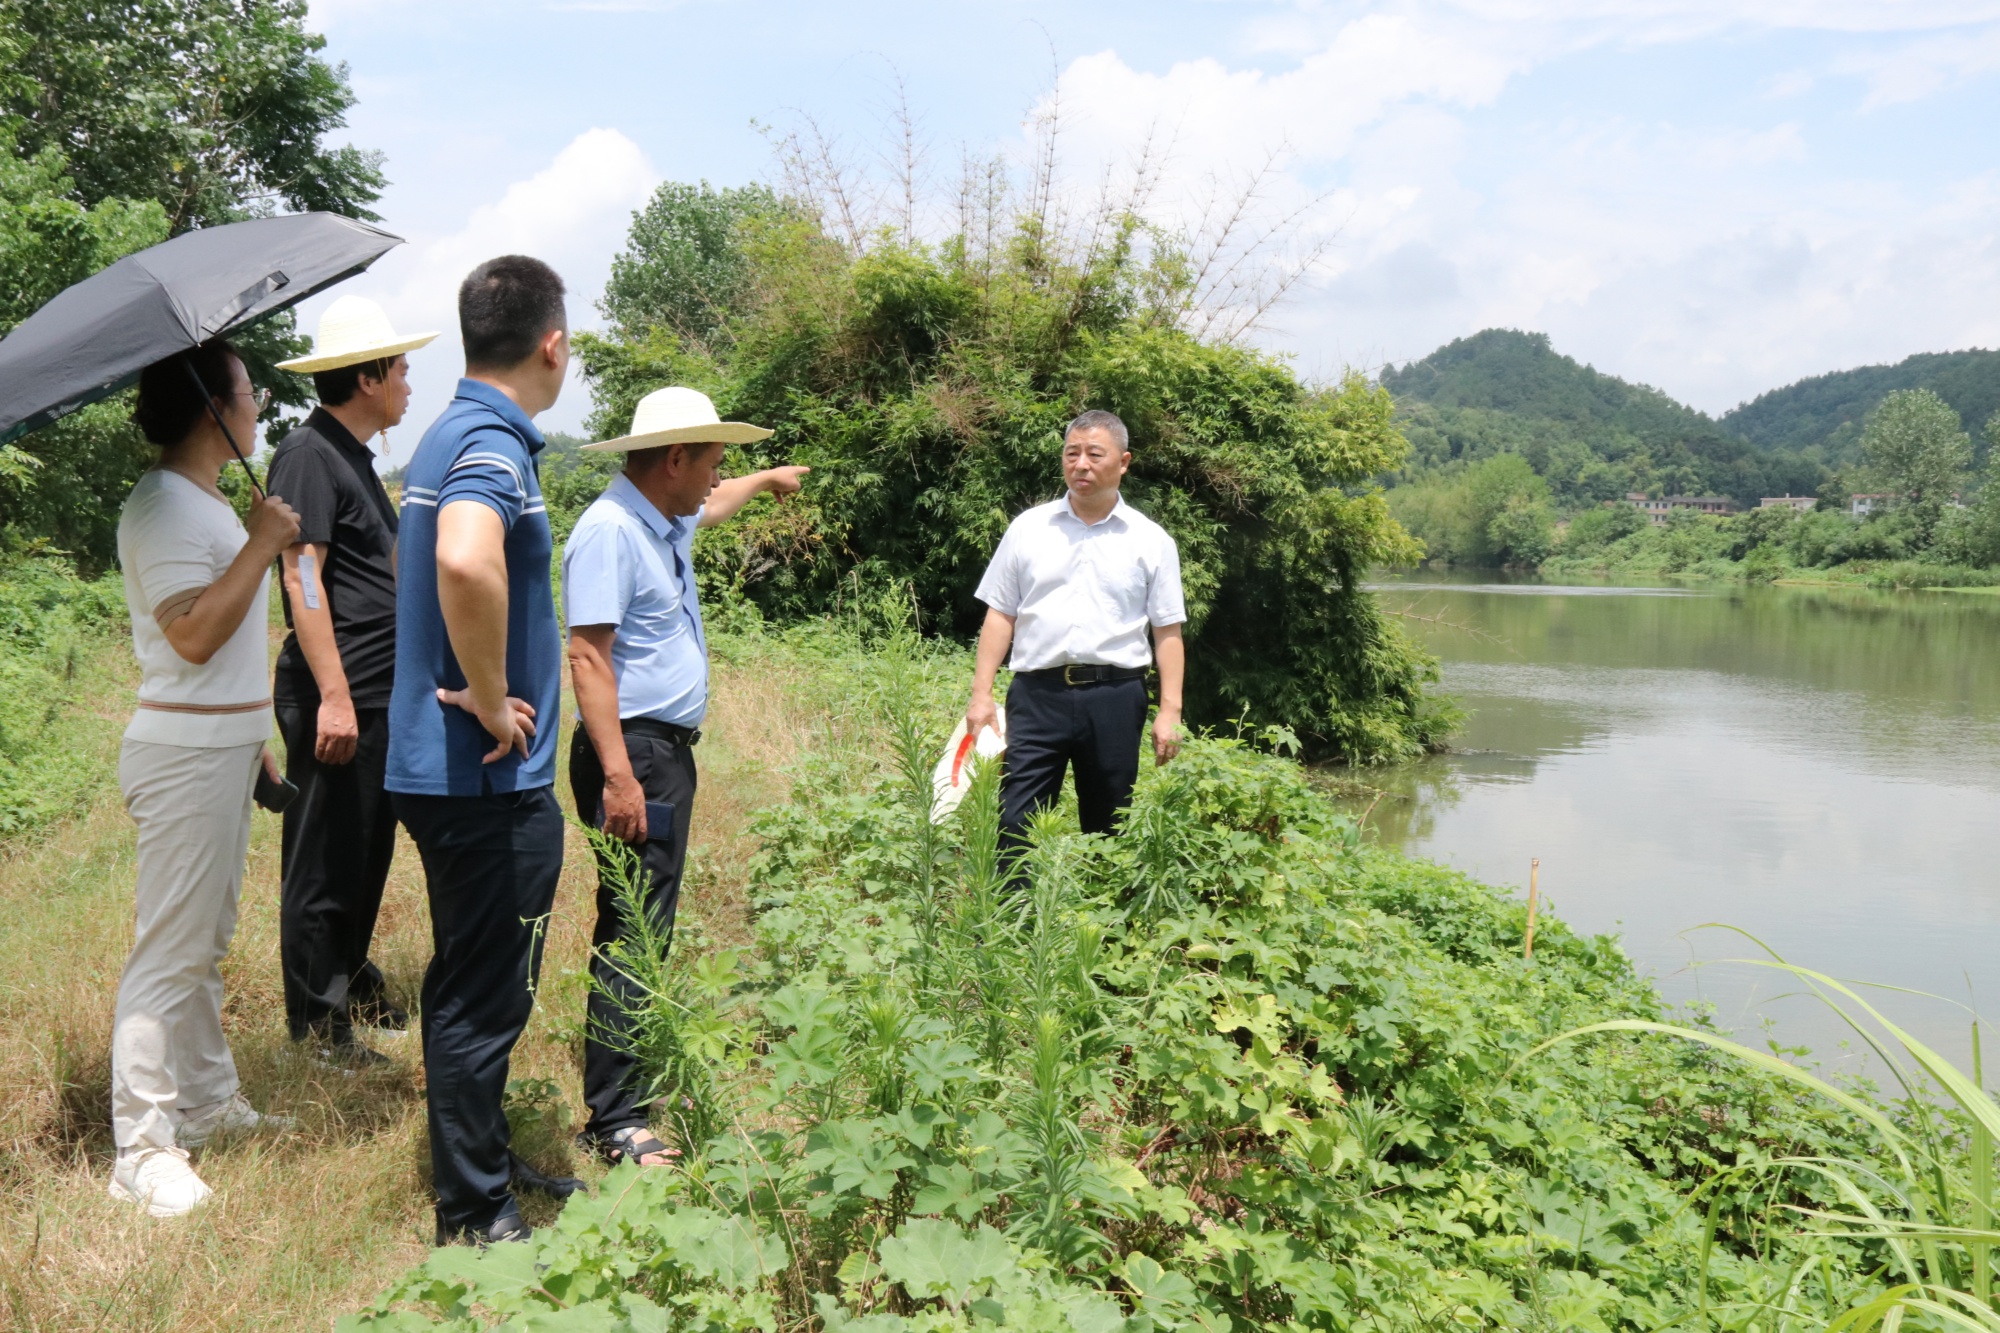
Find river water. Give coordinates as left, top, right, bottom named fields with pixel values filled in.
left=1353, top=571, right=2000, bottom=1073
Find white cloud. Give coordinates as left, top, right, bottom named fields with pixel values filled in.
left=288, top=127, right=657, bottom=455
left=1842, top=22, right=2000, bottom=108
left=1027, top=3, right=2000, bottom=413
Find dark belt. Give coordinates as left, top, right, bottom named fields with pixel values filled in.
left=1018, top=663, right=1148, bottom=687
left=620, top=716, right=701, bottom=747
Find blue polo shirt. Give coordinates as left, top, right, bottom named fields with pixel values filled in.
left=561, top=473, right=708, bottom=728
left=385, top=379, right=562, bottom=796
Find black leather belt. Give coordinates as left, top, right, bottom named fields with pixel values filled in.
left=1019, top=663, right=1147, bottom=686
left=621, top=716, right=701, bottom=746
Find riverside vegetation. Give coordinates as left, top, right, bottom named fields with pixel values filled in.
left=332, top=611, right=2000, bottom=1332
left=7, top=549, right=2000, bottom=1330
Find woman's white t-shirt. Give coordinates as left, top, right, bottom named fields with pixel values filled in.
left=117, top=469, right=273, bottom=748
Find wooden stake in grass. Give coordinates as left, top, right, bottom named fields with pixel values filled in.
left=1524, top=858, right=1541, bottom=960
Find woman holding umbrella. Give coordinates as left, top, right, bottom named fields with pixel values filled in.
left=0, top=210, right=404, bottom=1217
left=107, top=339, right=300, bottom=1217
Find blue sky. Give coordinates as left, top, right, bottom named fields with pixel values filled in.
left=299, top=0, right=2000, bottom=452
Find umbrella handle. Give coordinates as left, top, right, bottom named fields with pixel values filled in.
left=181, top=357, right=266, bottom=500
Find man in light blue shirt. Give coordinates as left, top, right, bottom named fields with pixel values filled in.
left=562, top=386, right=806, bottom=1167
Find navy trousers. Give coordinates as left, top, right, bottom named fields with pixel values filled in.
left=1000, top=673, right=1149, bottom=854
left=392, top=786, right=563, bottom=1231
left=568, top=725, right=697, bottom=1141
left=275, top=702, right=395, bottom=1041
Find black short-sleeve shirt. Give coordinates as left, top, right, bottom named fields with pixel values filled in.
left=269, top=408, right=400, bottom=707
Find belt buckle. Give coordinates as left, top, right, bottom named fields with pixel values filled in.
left=1063, top=664, right=1085, bottom=686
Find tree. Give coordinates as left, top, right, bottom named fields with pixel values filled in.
left=0, top=0, right=383, bottom=231
left=575, top=181, right=1451, bottom=761
left=0, top=132, right=171, bottom=555
left=1860, top=388, right=1972, bottom=545
left=0, top=1, right=379, bottom=567
left=1387, top=452, right=1552, bottom=567
left=600, top=181, right=793, bottom=352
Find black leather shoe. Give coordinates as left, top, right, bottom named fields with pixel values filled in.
left=509, top=1151, right=583, bottom=1199
left=437, top=1203, right=533, bottom=1247
left=351, top=995, right=410, bottom=1034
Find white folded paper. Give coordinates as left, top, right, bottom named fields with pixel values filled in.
left=929, top=709, right=1006, bottom=823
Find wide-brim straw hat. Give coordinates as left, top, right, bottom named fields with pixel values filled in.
left=584, top=386, right=773, bottom=451
left=276, top=294, right=438, bottom=373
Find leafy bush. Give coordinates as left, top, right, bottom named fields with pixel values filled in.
left=345, top=627, right=1941, bottom=1333
left=1388, top=453, right=1554, bottom=567
left=0, top=550, right=127, bottom=840
left=1558, top=503, right=1646, bottom=555
left=1856, top=561, right=2000, bottom=590
left=574, top=180, right=1447, bottom=761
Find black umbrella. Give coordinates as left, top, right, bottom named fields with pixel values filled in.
left=0, top=212, right=404, bottom=493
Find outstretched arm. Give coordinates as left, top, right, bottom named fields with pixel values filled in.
left=698, top=465, right=811, bottom=527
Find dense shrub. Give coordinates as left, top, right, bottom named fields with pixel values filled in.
left=1389, top=454, right=1555, bottom=567
left=572, top=182, right=1449, bottom=761
left=0, top=550, right=127, bottom=840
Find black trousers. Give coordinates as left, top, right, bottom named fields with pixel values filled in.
left=275, top=701, right=395, bottom=1041
left=1000, top=673, right=1149, bottom=852
left=568, top=725, right=697, bottom=1140
left=391, top=786, right=563, bottom=1231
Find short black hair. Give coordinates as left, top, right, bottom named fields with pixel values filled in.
left=133, top=339, right=241, bottom=446
left=459, top=255, right=567, bottom=368
left=313, top=357, right=394, bottom=407
left=1065, top=409, right=1129, bottom=450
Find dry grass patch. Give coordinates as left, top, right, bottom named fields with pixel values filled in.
left=0, top=634, right=828, bottom=1331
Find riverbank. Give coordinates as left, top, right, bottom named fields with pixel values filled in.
left=2, top=563, right=1985, bottom=1331
left=1537, top=550, right=2000, bottom=590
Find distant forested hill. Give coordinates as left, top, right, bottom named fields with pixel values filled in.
left=1720, top=349, right=2000, bottom=467
left=1380, top=329, right=1825, bottom=507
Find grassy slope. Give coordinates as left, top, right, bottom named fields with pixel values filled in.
left=0, top=594, right=1927, bottom=1332
left=0, top=605, right=820, bottom=1332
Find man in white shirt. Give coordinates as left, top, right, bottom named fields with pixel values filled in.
left=966, top=409, right=1186, bottom=852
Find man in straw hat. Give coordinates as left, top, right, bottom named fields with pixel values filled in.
left=270, top=295, right=435, bottom=1067
left=562, top=386, right=807, bottom=1168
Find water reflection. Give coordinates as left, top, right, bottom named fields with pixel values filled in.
left=1343, top=573, right=2000, bottom=1071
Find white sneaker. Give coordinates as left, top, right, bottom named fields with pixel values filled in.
left=109, top=1145, right=212, bottom=1218
left=177, top=1092, right=293, bottom=1147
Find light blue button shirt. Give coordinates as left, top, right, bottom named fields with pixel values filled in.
left=561, top=473, right=707, bottom=727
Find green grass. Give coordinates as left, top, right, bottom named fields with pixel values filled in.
left=0, top=556, right=804, bottom=1332
left=342, top=627, right=1996, bottom=1332
left=5, top=554, right=1995, bottom=1332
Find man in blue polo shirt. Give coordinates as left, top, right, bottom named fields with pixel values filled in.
left=387, top=254, right=569, bottom=1246
left=562, top=386, right=806, bottom=1168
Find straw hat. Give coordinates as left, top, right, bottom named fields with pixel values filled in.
left=276, top=294, right=437, bottom=373
left=584, top=386, right=774, bottom=452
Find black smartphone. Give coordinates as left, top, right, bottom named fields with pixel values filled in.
left=254, top=767, right=300, bottom=813
left=596, top=799, right=675, bottom=850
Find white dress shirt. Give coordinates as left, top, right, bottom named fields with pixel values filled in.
left=974, top=493, right=1185, bottom=671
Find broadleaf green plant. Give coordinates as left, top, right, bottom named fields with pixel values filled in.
left=345, top=622, right=1987, bottom=1332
